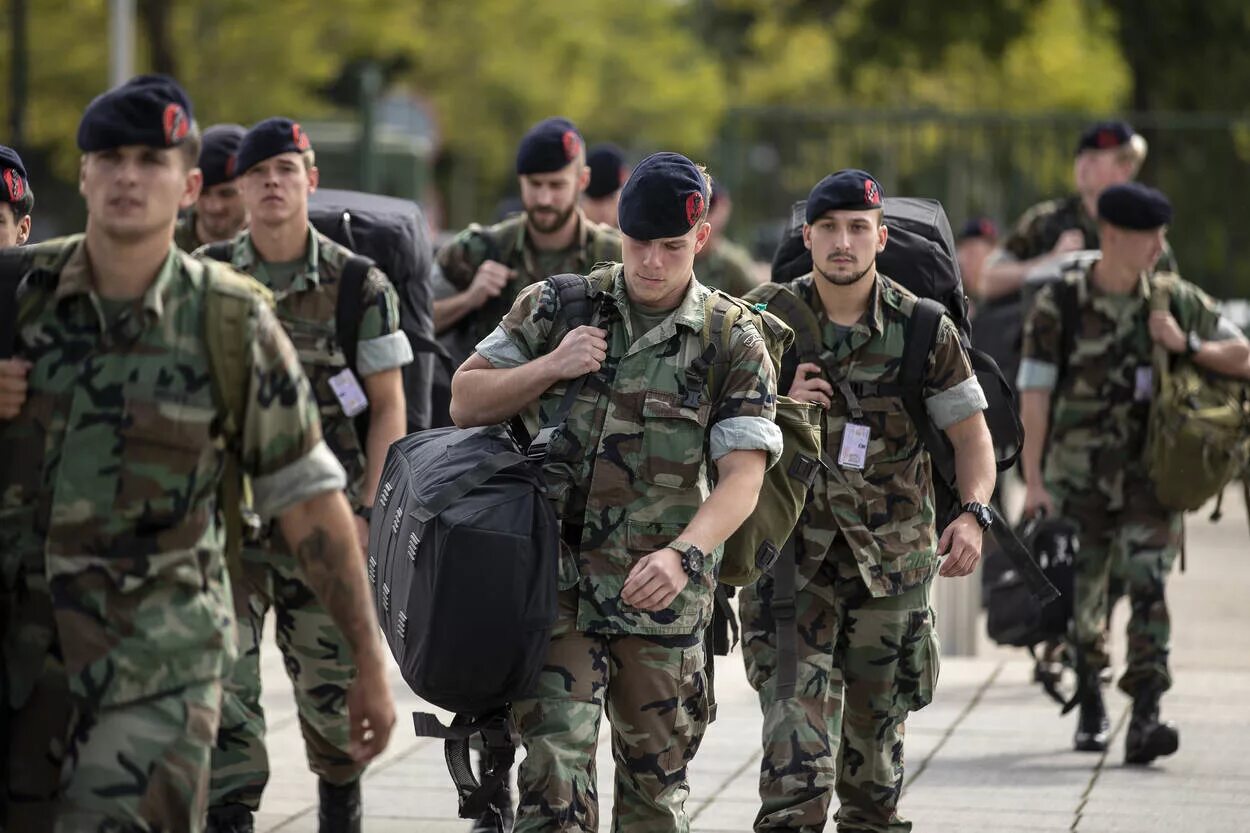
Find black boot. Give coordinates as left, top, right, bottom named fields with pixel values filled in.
left=1125, top=688, right=1179, bottom=765
left=206, top=804, right=255, bottom=833
left=319, top=778, right=363, bottom=833
left=1073, top=669, right=1110, bottom=752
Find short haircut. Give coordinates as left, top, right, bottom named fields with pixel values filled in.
left=302, top=149, right=317, bottom=171
left=9, top=186, right=34, bottom=220
left=692, top=163, right=713, bottom=226
left=178, top=121, right=203, bottom=172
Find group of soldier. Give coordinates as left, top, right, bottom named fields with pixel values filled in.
left=1, top=71, right=1248, bottom=833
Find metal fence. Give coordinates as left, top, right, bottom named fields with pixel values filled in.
left=711, top=108, right=1250, bottom=300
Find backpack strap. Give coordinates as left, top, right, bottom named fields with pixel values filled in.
left=0, top=252, right=26, bottom=359
left=199, top=241, right=235, bottom=264
left=335, top=254, right=376, bottom=378
left=753, top=282, right=823, bottom=368
left=1053, top=276, right=1081, bottom=385
left=898, top=299, right=957, bottom=487
left=412, top=709, right=516, bottom=820
left=201, top=260, right=273, bottom=578
left=770, top=536, right=800, bottom=701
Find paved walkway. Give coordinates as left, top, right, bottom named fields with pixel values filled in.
left=253, top=488, right=1250, bottom=832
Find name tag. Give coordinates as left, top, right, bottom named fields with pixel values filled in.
left=838, top=423, right=870, bottom=471
left=1134, top=365, right=1153, bottom=403
left=329, top=368, right=369, bottom=417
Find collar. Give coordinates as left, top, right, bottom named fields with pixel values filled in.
left=607, top=265, right=708, bottom=335
left=233, top=223, right=320, bottom=290
left=804, top=271, right=885, bottom=336
left=54, top=238, right=180, bottom=323
left=512, top=209, right=590, bottom=261
left=1078, top=259, right=1151, bottom=306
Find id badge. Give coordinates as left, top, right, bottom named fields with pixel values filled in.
left=329, top=367, right=369, bottom=417
left=1134, top=365, right=1153, bottom=403
left=838, top=423, right=870, bottom=471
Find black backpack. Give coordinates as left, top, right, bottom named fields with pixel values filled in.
left=370, top=272, right=603, bottom=822
left=766, top=198, right=1056, bottom=602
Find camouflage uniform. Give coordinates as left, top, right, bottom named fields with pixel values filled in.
left=1018, top=264, right=1223, bottom=696
left=438, top=210, right=621, bottom=352
left=0, top=236, right=342, bottom=832
left=738, top=273, right=987, bottom=832
left=196, top=226, right=411, bottom=809
left=175, top=207, right=205, bottom=253
left=999, top=193, right=1178, bottom=272
left=696, top=237, right=759, bottom=298
left=475, top=264, right=782, bottom=832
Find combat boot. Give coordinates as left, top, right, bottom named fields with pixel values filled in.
left=319, top=778, right=363, bottom=833
left=1073, top=674, right=1110, bottom=752
left=206, top=804, right=255, bottom=833
left=1124, top=688, right=1179, bottom=765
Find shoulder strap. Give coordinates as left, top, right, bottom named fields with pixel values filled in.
left=200, top=241, right=234, bottom=263
left=900, top=299, right=955, bottom=486
left=335, top=254, right=375, bottom=377
left=755, top=282, right=822, bottom=366
left=1054, top=277, right=1081, bottom=383
left=0, top=251, right=28, bottom=359
left=202, top=260, right=271, bottom=576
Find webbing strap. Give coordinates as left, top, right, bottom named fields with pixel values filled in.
left=413, top=711, right=516, bottom=819
left=335, top=254, right=375, bottom=377
left=771, top=538, right=799, bottom=701
left=412, top=451, right=531, bottom=523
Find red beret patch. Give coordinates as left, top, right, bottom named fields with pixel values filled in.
left=1096, top=129, right=1120, bottom=149
left=864, top=179, right=881, bottom=206
left=685, top=191, right=705, bottom=227
left=619, top=165, right=629, bottom=187
left=225, top=154, right=237, bottom=179
left=562, top=130, right=580, bottom=161
left=162, top=103, right=189, bottom=146
left=293, top=123, right=311, bottom=152
left=3, top=169, right=24, bottom=203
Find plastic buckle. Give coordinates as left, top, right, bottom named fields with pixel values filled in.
left=527, top=426, right=557, bottom=461
left=788, top=454, right=821, bottom=487
left=755, top=540, right=780, bottom=572
left=770, top=598, right=797, bottom=621
left=680, top=387, right=703, bottom=409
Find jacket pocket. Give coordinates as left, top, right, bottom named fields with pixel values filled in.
left=640, top=391, right=710, bottom=489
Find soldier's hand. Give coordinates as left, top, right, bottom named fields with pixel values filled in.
left=938, top=513, right=983, bottom=577
left=1148, top=310, right=1186, bottom=353
left=789, top=362, right=833, bottom=408
left=345, top=659, right=396, bottom=763
left=467, top=260, right=515, bottom=308
left=1051, top=229, right=1085, bottom=256
left=1022, top=481, right=1056, bottom=520
left=546, top=325, right=608, bottom=380
left=0, top=359, right=32, bottom=420
left=621, top=548, right=689, bottom=611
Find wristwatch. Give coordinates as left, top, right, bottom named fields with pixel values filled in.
left=961, top=501, right=993, bottom=531
left=669, top=540, right=706, bottom=579
left=1186, top=331, right=1202, bottom=356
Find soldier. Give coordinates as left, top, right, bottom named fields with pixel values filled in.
left=0, top=145, right=34, bottom=248
left=738, top=170, right=996, bottom=832
left=0, top=75, right=394, bottom=833
left=176, top=124, right=248, bottom=251
left=581, top=142, right=628, bottom=227
left=451, top=152, right=781, bottom=833
left=196, top=118, right=412, bottom=833
left=435, top=117, right=621, bottom=359
left=1018, top=183, right=1250, bottom=762
left=694, top=179, right=760, bottom=297
left=982, top=120, right=1167, bottom=301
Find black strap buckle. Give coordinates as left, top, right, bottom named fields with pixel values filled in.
left=770, top=597, right=797, bottom=621
left=755, top=540, right=781, bottom=572
left=527, top=426, right=558, bottom=462
left=787, top=453, right=824, bottom=488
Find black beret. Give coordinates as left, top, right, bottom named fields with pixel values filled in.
left=805, top=169, right=883, bottom=223
left=958, top=217, right=998, bottom=242
left=1076, top=120, right=1135, bottom=155
left=77, top=74, right=194, bottom=153
left=0, top=145, right=29, bottom=206
left=516, top=117, right=583, bottom=176
left=618, top=152, right=708, bottom=241
left=199, top=124, right=246, bottom=188
left=1097, top=183, right=1172, bottom=230
left=585, top=143, right=627, bottom=198
left=236, top=117, right=313, bottom=175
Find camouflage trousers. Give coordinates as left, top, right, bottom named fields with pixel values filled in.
left=1059, top=488, right=1181, bottom=697
left=511, top=588, right=710, bottom=833
left=3, top=647, right=221, bottom=833
left=209, top=546, right=361, bottom=810
left=739, top=544, right=940, bottom=833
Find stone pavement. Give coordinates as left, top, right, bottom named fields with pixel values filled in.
left=253, top=487, right=1250, bottom=832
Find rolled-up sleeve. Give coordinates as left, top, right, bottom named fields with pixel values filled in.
left=1017, top=358, right=1059, bottom=391
left=710, top=416, right=783, bottom=466
left=921, top=315, right=986, bottom=427
left=252, top=440, right=347, bottom=519
left=476, top=326, right=531, bottom=369
left=925, top=375, right=988, bottom=430
left=357, top=331, right=414, bottom=377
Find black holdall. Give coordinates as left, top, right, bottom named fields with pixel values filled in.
left=367, top=272, right=604, bottom=822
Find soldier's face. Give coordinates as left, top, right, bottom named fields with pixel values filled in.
left=621, top=221, right=711, bottom=309
left=957, top=237, right=995, bottom=297
left=1075, top=149, right=1135, bottom=197
left=240, top=153, right=317, bottom=228
left=520, top=161, right=588, bottom=234
left=79, top=145, right=201, bottom=243
left=1105, top=225, right=1166, bottom=273
left=0, top=207, right=30, bottom=248
left=196, top=180, right=247, bottom=242
left=804, top=210, right=887, bottom=287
